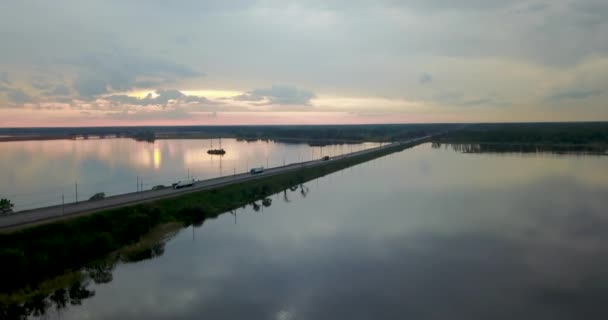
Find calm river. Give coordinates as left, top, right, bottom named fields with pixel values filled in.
left=0, top=138, right=382, bottom=211
left=11, top=143, right=608, bottom=319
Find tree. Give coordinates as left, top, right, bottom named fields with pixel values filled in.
left=0, top=198, right=14, bottom=214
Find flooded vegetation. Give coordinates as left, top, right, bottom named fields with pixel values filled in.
left=433, top=142, right=608, bottom=155
left=2, top=143, right=608, bottom=319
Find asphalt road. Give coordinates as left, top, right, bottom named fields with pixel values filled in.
left=0, top=136, right=430, bottom=231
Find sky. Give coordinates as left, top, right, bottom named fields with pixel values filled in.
left=0, top=0, right=607, bottom=127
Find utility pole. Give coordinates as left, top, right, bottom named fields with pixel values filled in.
left=75, top=181, right=78, bottom=203
left=137, top=175, right=139, bottom=192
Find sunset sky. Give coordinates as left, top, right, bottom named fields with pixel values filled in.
left=1, top=0, right=607, bottom=127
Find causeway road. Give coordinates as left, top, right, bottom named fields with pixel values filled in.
left=0, top=136, right=431, bottom=231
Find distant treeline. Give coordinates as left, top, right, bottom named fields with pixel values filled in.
left=2, top=122, right=606, bottom=145
left=230, top=124, right=455, bottom=142
left=0, top=124, right=457, bottom=143
left=437, top=122, right=608, bottom=145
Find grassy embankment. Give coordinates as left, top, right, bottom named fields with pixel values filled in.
left=0, top=141, right=416, bottom=296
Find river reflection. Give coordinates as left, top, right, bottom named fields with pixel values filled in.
left=433, top=142, right=608, bottom=155
left=6, top=143, right=608, bottom=319
left=0, top=138, right=381, bottom=211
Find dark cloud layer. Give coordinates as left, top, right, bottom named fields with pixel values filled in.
left=1, top=0, right=607, bottom=120
left=236, top=85, right=315, bottom=105
left=0, top=72, right=10, bottom=85
left=105, top=89, right=211, bottom=106
left=550, top=89, right=603, bottom=101
left=44, top=84, right=71, bottom=96
left=70, top=51, right=203, bottom=99
left=419, top=72, right=433, bottom=84
left=0, top=84, right=32, bottom=105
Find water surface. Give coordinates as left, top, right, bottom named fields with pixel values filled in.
left=0, top=138, right=380, bottom=211
left=15, top=143, right=608, bottom=319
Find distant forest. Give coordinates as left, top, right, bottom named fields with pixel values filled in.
left=0, top=124, right=457, bottom=142
left=1, top=122, right=607, bottom=145
left=435, top=122, right=608, bottom=145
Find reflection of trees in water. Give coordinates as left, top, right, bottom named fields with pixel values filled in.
left=251, top=202, right=261, bottom=212
left=0, top=241, right=167, bottom=319
left=250, top=197, right=274, bottom=212
left=24, top=293, right=49, bottom=317
left=86, top=260, right=114, bottom=284
left=284, top=183, right=306, bottom=202
left=2, top=182, right=312, bottom=319
left=68, top=281, right=96, bottom=305
left=49, top=288, right=67, bottom=310
left=1, top=281, right=95, bottom=319
left=434, top=142, right=607, bottom=155
left=121, top=243, right=166, bottom=263
left=451, top=144, right=483, bottom=153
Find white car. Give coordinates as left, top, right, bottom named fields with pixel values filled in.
left=173, top=178, right=196, bottom=189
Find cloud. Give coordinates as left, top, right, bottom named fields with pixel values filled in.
left=30, top=77, right=54, bottom=90
left=107, top=109, right=194, bottom=120
left=105, top=89, right=212, bottom=106
left=549, top=89, right=603, bottom=101
left=419, top=73, right=433, bottom=84
left=396, top=0, right=518, bottom=13
left=432, top=91, right=509, bottom=107
left=1, top=0, right=608, bottom=122
left=235, top=85, right=315, bottom=105
left=459, top=98, right=495, bottom=106
left=73, top=77, right=109, bottom=98
left=70, top=51, right=203, bottom=99
left=0, top=85, right=33, bottom=105
left=233, top=93, right=265, bottom=102
left=44, top=84, right=72, bottom=96
left=511, top=2, right=549, bottom=14
left=0, top=72, right=11, bottom=85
